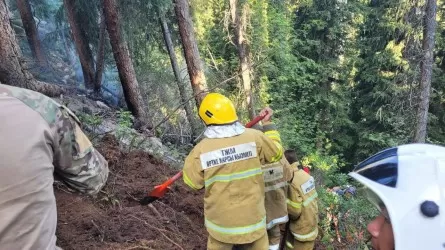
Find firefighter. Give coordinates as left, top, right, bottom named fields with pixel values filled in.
left=263, top=158, right=293, bottom=250
left=183, top=93, right=284, bottom=250
left=252, top=125, right=293, bottom=250
left=349, top=144, right=445, bottom=250
left=284, top=150, right=319, bottom=250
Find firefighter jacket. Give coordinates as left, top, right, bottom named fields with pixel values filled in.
left=286, top=165, right=319, bottom=243
left=253, top=123, right=293, bottom=230
left=183, top=121, right=283, bottom=244
left=262, top=158, right=293, bottom=230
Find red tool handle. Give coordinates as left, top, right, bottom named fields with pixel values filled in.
left=245, top=113, right=266, bottom=128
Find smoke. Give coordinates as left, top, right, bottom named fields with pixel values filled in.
left=101, top=68, right=123, bottom=106
left=23, top=3, right=124, bottom=107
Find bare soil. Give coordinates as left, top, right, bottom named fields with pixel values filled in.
left=55, top=135, right=206, bottom=250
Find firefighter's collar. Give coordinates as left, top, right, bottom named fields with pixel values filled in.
left=204, top=122, right=245, bottom=138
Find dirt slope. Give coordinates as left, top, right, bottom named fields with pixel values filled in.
left=55, top=135, right=206, bottom=250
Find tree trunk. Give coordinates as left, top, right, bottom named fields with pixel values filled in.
left=16, top=0, right=47, bottom=68
left=316, top=80, right=331, bottom=150
left=414, top=0, right=437, bottom=143
left=103, top=0, right=151, bottom=128
left=230, top=0, right=255, bottom=120
left=0, top=0, right=63, bottom=96
left=61, top=28, right=75, bottom=66
left=94, top=7, right=106, bottom=93
left=63, top=0, right=95, bottom=89
left=174, top=0, right=208, bottom=108
left=160, top=13, right=198, bottom=140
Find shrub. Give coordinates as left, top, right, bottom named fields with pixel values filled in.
left=306, top=152, right=377, bottom=249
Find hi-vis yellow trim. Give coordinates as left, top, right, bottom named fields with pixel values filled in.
left=265, top=131, right=280, bottom=137
left=303, top=192, right=318, bottom=206
left=287, top=198, right=302, bottom=209
left=264, top=181, right=287, bottom=192
left=271, top=142, right=284, bottom=161
left=204, top=168, right=262, bottom=187
left=264, top=129, right=283, bottom=162
left=287, top=192, right=318, bottom=209
left=291, top=227, right=318, bottom=240
left=183, top=172, right=199, bottom=190
left=265, top=131, right=282, bottom=143
left=205, top=216, right=266, bottom=235
left=266, top=215, right=289, bottom=229
left=286, top=241, right=293, bottom=249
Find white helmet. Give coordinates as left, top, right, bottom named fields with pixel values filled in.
left=349, top=144, right=445, bottom=250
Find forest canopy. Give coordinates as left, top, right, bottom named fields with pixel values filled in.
left=2, top=0, right=444, bottom=167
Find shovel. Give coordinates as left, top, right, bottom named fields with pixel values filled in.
left=139, top=113, right=266, bottom=205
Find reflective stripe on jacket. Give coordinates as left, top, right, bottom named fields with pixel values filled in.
left=287, top=165, right=319, bottom=242
left=253, top=122, right=290, bottom=229
left=262, top=122, right=283, bottom=162
left=183, top=124, right=283, bottom=244
left=262, top=158, right=293, bottom=229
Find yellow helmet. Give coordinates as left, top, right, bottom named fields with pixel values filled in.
left=199, top=93, right=238, bottom=126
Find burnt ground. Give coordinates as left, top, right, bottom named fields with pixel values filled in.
left=55, top=135, right=206, bottom=250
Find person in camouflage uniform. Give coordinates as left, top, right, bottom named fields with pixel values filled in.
left=0, top=83, right=109, bottom=249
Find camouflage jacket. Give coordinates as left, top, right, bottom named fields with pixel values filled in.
left=0, top=83, right=109, bottom=194
left=0, top=83, right=108, bottom=249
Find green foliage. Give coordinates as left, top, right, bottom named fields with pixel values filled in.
left=78, top=113, right=103, bottom=136
left=100, top=192, right=121, bottom=208
left=12, top=0, right=445, bottom=160
left=307, top=152, right=343, bottom=171
left=116, top=110, right=133, bottom=141
left=311, top=151, right=376, bottom=248
left=264, top=0, right=445, bottom=166
left=317, top=187, right=377, bottom=249
left=117, top=110, right=132, bottom=128
left=115, top=110, right=140, bottom=151
left=79, top=113, right=103, bottom=126
left=263, top=0, right=358, bottom=157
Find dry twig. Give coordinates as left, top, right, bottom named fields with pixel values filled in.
left=124, top=245, right=152, bottom=250
left=91, top=220, right=105, bottom=242
left=128, top=215, right=184, bottom=250
left=148, top=204, right=162, bottom=217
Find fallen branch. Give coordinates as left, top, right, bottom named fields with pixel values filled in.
left=91, top=219, right=105, bottom=242
left=124, top=190, right=138, bottom=200
left=151, top=73, right=238, bottom=132
left=151, top=59, right=266, bottom=134
left=128, top=215, right=184, bottom=250
left=148, top=204, right=162, bottom=217
left=163, top=133, right=192, bottom=138
left=124, top=244, right=153, bottom=250
left=89, top=130, right=113, bottom=141
left=156, top=201, right=204, bottom=240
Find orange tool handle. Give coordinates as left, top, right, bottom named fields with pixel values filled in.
left=159, top=170, right=183, bottom=188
